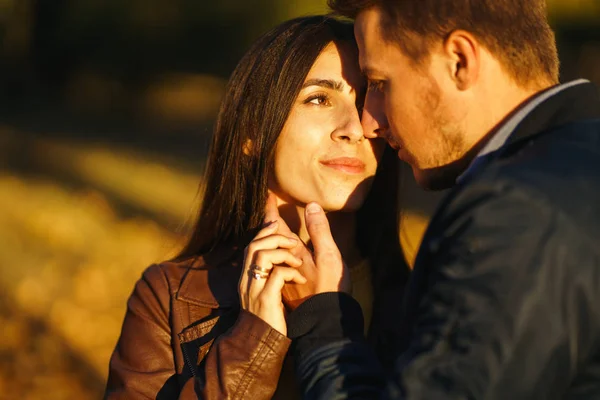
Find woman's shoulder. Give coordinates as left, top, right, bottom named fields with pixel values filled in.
left=133, top=256, right=197, bottom=296
left=140, top=252, right=242, bottom=309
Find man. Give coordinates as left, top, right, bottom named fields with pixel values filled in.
left=275, top=0, right=600, bottom=398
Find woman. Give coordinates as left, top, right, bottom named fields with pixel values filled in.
left=105, top=16, right=409, bottom=399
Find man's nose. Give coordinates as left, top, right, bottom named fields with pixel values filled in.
left=361, top=92, right=388, bottom=139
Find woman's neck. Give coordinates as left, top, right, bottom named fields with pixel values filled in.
left=275, top=199, right=362, bottom=267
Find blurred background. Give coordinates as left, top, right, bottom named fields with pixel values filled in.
left=0, top=0, right=599, bottom=398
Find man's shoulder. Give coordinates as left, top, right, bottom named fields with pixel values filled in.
left=492, top=118, right=600, bottom=203
left=449, top=121, right=600, bottom=238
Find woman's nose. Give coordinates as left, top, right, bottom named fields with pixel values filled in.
left=331, top=105, right=365, bottom=143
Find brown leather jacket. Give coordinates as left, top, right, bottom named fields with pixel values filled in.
left=104, top=246, right=296, bottom=399
left=105, top=246, right=408, bottom=399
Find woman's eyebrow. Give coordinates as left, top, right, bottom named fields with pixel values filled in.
left=301, top=79, right=344, bottom=91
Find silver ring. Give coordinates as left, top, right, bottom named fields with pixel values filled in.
left=251, top=264, right=271, bottom=274
left=252, top=271, right=268, bottom=280
left=250, top=264, right=270, bottom=280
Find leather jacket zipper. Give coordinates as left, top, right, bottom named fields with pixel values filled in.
left=181, top=342, right=197, bottom=378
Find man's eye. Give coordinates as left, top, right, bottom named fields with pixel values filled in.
left=367, top=80, right=385, bottom=92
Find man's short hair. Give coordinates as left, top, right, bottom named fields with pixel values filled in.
left=329, top=0, right=560, bottom=88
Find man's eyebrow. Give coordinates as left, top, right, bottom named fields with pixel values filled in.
left=361, top=67, right=378, bottom=78
left=301, top=79, right=344, bottom=91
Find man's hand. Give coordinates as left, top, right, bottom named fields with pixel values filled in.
left=263, top=193, right=350, bottom=311
left=303, top=202, right=350, bottom=293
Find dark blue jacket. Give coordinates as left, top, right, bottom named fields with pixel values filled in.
left=288, top=82, right=600, bottom=399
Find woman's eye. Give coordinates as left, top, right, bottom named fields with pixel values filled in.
left=367, top=80, right=385, bottom=93
left=306, top=94, right=331, bottom=106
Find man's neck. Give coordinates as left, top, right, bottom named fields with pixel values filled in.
left=473, top=82, right=552, bottom=153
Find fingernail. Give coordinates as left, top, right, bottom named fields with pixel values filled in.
left=288, top=237, right=298, bottom=244
left=306, top=203, right=322, bottom=214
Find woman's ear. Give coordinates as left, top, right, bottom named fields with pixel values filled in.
left=243, top=139, right=253, bottom=156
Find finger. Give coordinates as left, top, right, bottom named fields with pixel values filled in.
left=238, top=266, right=249, bottom=309
left=244, top=234, right=299, bottom=280
left=253, top=249, right=303, bottom=269
left=238, top=259, right=255, bottom=308
left=248, top=249, right=303, bottom=299
left=243, top=230, right=294, bottom=287
left=260, top=266, right=307, bottom=300
left=241, top=228, right=283, bottom=304
left=246, top=265, right=270, bottom=300
left=247, top=234, right=298, bottom=255
left=263, top=191, right=282, bottom=225
left=263, top=191, right=294, bottom=236
left=305, top=202, right=340, bottom=258
left=252, top=220, right=279, bottom=242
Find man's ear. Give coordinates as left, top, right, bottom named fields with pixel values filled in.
left=242, top=139, right=253, bottom=156
left=443, top=30, right=480, bottom=91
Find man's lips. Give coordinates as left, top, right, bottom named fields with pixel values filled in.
left=388, top=139, right=402, bottom=151
left=320, top=157, right=366, bottom=174
left=388, top=141, right=407, bottom=160
left=386, top=140, right=409, bottom=161
left=397, top=148, right=409, bottom=161
left=382, top=132, right=402, bottom=151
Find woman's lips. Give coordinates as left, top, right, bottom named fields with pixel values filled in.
left=320, top=157, right=366, bottom=174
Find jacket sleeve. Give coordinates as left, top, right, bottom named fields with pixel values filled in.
left=104, top=264, right=182, bottom=399
left=289, top=182, right=599, bottom=399
left=191, top=310, right=291, bottom=399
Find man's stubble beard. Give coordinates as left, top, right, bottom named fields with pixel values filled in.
left=412, top=82, right=468, bottom=191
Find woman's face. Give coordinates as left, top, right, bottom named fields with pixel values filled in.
left=271, top=41, right=385, bottom=212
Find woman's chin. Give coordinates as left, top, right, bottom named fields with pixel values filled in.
left=321, top=195, right=366, bottom=213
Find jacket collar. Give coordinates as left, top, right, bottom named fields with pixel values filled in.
left=175, top=247, right=244, bottom=308
left=457, top=82, right=600, bottom=184
left=505, top=81, right=600, bottom=150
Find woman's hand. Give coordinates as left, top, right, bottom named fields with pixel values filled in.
left=261, top=194, right=352, bottom=311
left=238, top=221, right=306, bottom=336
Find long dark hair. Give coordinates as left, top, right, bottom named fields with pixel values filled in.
left=177, top=16, right=405, bottom=280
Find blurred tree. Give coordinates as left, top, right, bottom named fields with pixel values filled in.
left=548, top=0, right=600, bottom=22
left=0, top=0, right=34, bottom=99
left=1, top=0, right=600, bottom=116
left=275, top=0, right=329, bottom=21
left=31, top=0, right=69, bottom=89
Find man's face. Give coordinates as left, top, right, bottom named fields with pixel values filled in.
left=355, top=7, right=470, bottom=189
